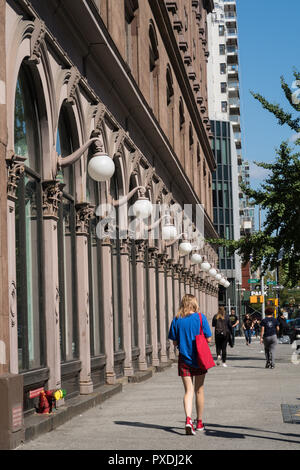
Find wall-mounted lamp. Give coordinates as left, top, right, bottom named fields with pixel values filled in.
left=57, top=135, right=115, bottom=182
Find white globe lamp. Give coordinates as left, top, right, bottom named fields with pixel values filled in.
left=209, top=267, right=217, bottom=278
left=215, top=273, right=222, bottom=281
left=88, top=153, right=115, bottom=182
left=179, top=242, right=193, bottom=255
left=224, top=280, right=230, bottom=288
left=191, top=253, right=202, bottom=264
left=162, top=223, right=177, bottom=240
left=132, top=198, right=153, bottom=219
left=201, top=261, right=211, bottom=272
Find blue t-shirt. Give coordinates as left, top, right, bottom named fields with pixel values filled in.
left=168, top=312, right=212, bottom=368
left=261, top=317, right=279, bottom=338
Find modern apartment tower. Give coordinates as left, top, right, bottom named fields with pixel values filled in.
left=207, top=0, right=244, bottom=310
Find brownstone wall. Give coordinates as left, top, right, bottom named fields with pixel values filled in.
left=93, top=0, right=214, bottom=218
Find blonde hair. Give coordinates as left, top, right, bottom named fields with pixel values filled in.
left=216, top=306, right=225, bottom=320
left=176, top=294, right=199, bottom=318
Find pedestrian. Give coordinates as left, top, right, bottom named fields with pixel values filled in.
left=242, top=313, right=253, bottom=345
left=212, top=307, right=232, bottom=367
left=278, top=310, right=288, bottom=338
left=229, top=308, right=239, bottom=346
left=168, top=294, right=212, bottom=435
left=260, top=307, right=280, bottom=369
left=253, top=318, right=260, bottom=338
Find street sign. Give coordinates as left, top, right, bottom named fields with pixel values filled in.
left=267, top=281, right=276, bottom=286
left=248, top=279, right=259, bottom=284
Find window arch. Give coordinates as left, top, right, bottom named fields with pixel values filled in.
left=56, top=103, right=79, bottom=365
left=14, top=62, right=45, bottom=372
left=124, top=0, right=139, bottom=79
left=110, top=158, right=124, bottom=356
left=166, top=65, right=174, bottom=146
left=149, top=21, right=159, bottom=117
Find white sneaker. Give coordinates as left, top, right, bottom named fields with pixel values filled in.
left=216, top=356, right=221, bottom=365
left=222, top=363, right=228, bottom=367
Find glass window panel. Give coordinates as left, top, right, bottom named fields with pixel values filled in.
left=14, top=69, right=39, bottom=171
left=222, top=139, right=227, bottom=164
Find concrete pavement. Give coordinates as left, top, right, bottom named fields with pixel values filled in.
left=16, top=337, right=300, bottom=451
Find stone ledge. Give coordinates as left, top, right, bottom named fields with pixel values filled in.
left=24, top=383, right=122, bottom=443
left=155, top=360, right=174, bottom=372
left=127, top=369, right=153, bottom=383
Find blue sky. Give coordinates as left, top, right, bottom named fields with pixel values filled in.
left=236, top=0, right=299, bottom=227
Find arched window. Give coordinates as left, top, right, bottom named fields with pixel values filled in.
left=149, top=21, right=159, bottom=117
left=166, top=66, right=174, bottom=146
left=128, top=175, right=139, bottom=369
left=86, top=174, right=104, bottom=363
left=110, top=163, right=124, bottom=357
left=14, top=63, right=45, bottom=372
left=125, top=0, right=139, bottom=79
left=56, top=104, right=79, bottom=365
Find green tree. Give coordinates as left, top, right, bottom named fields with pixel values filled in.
left=210, top=71, right=300, bottom=287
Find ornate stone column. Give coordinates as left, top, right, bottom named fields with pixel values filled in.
left=6, top=157, right=25, bottom=374
left=148, top=248, right=160, bottom=367
left=173, top=263, right=180, bottom=316
left=166, top=260, right=175, bottom=360
left=75, top=203, right=94, bottom=394
left=119, top=238, right=134, bottom=377
left=100, top=236, right=116, bottom=384
left=157, top=253, right=168, bottom=363
left=135, top=241, right=147, bottom=370
left=42, top=179, right=64, bottom=390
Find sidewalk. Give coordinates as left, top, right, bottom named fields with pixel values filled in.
left=16, top=337, right=300, bottom=451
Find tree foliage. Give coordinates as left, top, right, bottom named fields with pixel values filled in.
left=209, top=71, right=300, bottom=287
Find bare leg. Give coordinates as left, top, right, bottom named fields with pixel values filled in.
left=195, top=374, right=206, bottom=420
left=181, top=376, right=194, bottom=418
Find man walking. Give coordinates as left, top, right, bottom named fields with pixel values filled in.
left=260, top=307, right=280, bottom=369
left=229, top=308, right=239, bottom=347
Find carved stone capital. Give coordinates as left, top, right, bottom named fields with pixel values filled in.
left=7, top=155, right=26, bottom=201
left=135, top=240, right=146, bottom=263
left=75, top=202, right=95, bottom=235
left=42, top=180, right=64, bottom=220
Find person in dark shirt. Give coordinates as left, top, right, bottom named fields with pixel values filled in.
left=242, top=314, right=253, bottom=345
left=260, top=307, right=279, bottom=369
left=229, top=308, right=239, bottom=346
left=278, top=311, right=288, bottom=338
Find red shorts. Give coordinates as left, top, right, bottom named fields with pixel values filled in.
left=178, top=354, right=206, bottom=377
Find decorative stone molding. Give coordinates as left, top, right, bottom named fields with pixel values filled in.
left=42, top=180, right=64, bottom=220
left=9, top=281, right=17, bottom=328
left=67, top=66, right=81, bottom=104
left=75, top=202, right=95, bottom=235
left=135, top=240, right=146, bottom=263
left=29, top=18, right=46, bottom=65
left=157, top=253, right=168, bottom=271
left=7, top=155, right=26, bottom=201
left=148, top=247, right=158, bottom=268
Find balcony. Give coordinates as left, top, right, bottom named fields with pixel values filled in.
left=227, top=47, right=238, bottom=65
left=228, top=81, right=240, bottom=98
left=229, top=97, right=240, bottom=113
left=226, top=28, right=238, bottom=40
left=230, top=115, right=241, bottom=131
left=227, top=65, right=239, bottom=79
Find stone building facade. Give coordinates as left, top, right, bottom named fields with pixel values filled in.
left=0, top=0, right=220, bottom=448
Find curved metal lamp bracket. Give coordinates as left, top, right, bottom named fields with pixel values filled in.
left=58, top=137, right=102, bottom=168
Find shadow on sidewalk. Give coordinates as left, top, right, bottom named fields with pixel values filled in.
left=114, top=421, right=183, bottom=435
left=205, top=423, right=300, bottom=444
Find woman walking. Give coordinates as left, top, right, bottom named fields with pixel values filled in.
left=212, top=307, right=232, bottom=367
left=168, top=294, right=212, bottom=435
